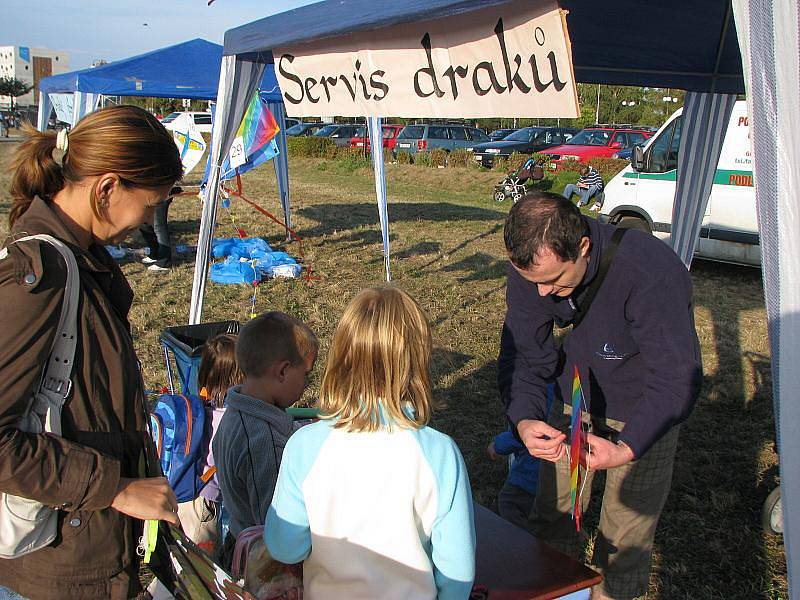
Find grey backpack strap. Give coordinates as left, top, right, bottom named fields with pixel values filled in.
left=0, top=234, right=80, bottom=435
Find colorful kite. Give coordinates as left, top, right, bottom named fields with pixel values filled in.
left=202, top=91, right=281, bottom=185
left=570, top=364, right=587, bottom=531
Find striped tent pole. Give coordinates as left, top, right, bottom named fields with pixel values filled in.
left=368, top=116, right=391, bottom=282
left=670, top=91, right=737, bottom=269
left=733, top=1, right=800, bottom=596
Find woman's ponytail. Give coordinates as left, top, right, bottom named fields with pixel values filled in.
left=8, top=124, right=65, bottom=226
left=7, top=105, right=182, bottom=229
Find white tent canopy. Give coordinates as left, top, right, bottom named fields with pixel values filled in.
left=199, top=2, right=798, bottom=594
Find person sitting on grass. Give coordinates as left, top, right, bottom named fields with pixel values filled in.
left=562, top=164, right=604, bottom=209
left=213, top=312, right=318, bottom=570
left=265, top=286, right=476, bottom=600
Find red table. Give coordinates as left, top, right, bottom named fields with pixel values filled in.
left=474, top=504, right=602, bottom=600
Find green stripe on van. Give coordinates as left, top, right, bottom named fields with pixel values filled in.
left=622, top=169, right=753, bottom=186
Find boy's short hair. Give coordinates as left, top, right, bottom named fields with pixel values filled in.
left=236, top=311, right=318, bottom=378
left=579, top=165, right=590, bottom=176
left=503, top=192, right=588, bottom=268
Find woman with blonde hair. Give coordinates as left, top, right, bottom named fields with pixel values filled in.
left=265, top=286, right=476, bottom=600
left=0, top=106, right=183, bottom=599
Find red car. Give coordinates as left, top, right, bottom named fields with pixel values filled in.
left=541, top=125, right=653, bottom=168
left=349, top=124, right=405, bottom=151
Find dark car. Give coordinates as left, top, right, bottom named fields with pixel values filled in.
left=286, top=122, right=326, bottom=136
left=313, top=124, right=363, bottom=147
left=487, top=128, right=518, bottom=141
left=471, top=126, right=578, bottom=167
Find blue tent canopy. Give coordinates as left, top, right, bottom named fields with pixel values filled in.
left=223, top=0, right=744, bottom=94
left=39, top=38, right=281, bottom=101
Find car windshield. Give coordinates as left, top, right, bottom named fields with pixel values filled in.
left=286, top=124, right=308, bottom=135
left=160, top=112, right=181, bottom=123
left=504, top=128, right=542, bottom=142
left=567, top=130, right=611, bottom=146
left=398, top=126, right=425, bottom=139
left=313, top=125, right=339, bottom=137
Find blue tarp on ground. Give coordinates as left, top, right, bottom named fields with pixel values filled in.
left=223, top=0, right=744, bottom=94
left=39, top=38, right=282, bottom=101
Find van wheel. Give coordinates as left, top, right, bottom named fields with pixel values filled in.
left=617, top=216, right=651, bottom=233
left=762, top=486, right=783, bottom=535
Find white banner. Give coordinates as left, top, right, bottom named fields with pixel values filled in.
left=49, top=93, right=75, bottom=125
left=274, top=0, right=578, bottom=118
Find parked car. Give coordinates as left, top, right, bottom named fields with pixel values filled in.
left=471, top=126, right=578, bottom=167
left=313, top=123, right=363, bottom=147
left=541, top=125, right=653, bottom=167
left=612, top=147, right=634, bottom=160
left=160, top=111, right=213, bottom=133
left=487, top=128, right=518, bottom=141
left=286, top=122, right=325, bottom=136
left=349, top=124, right=405, bottom=151
left=394, top=123, right=489, bottom=156
left=284, top=117, right=300, bottom=129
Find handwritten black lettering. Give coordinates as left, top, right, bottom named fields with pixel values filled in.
left=442, top=65, right=469, bottom=99
left=370, top=70, right=389, bottom=100
left=530, top=50, right=567, bottom=92
left=278, top=54, right=304, bottom=104
left=414, top=33, right=446, bottom=98
left=494, top=18, right=531, bottom=93
left=339, top=74, right=357, bottom=100
left=304, top=77, right=319, bottom=103
left=320, top=76, right=338, bottom=102
left=472, top=60, right=505, bottom=96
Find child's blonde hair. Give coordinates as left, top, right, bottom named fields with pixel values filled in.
left=198, top=334, right=244, bottom=408
left=319, top=286, right=434, bottom=432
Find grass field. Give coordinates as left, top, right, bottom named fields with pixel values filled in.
left=0, top=144, right=787, bottom=599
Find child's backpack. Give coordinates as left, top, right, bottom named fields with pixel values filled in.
left=231, top=525, right=303, bottom=599
left=150, top=393, right=215, bottom=503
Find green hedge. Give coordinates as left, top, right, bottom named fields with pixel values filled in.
left=287, top=136, right=337, bottom=158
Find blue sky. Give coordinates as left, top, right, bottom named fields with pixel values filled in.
left=2, top=0, right=317, bottom=69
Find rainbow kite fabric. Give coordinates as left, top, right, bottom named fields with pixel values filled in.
left=570, top=364, right=586, bottom=531
left=203, top=91, right=281, bottom=184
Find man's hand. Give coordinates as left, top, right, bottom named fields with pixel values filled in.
left=486, top=442, right=501, bottom=461
left=517, top=419, right=567, bottom=462
left=111, top=477, right=180, bottom=525
left=584, top=434, right=635, bottom=470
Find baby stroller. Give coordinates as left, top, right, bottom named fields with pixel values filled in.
left=493, top=157, right=545, bottom=203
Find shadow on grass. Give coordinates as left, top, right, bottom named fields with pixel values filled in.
left=441, top=252, right=508, bottom=282
left=653, top=258, right=782, bottom=598
left=395, top=241, right=442, bottom=259
left=297, top=202, right=506, bottom=238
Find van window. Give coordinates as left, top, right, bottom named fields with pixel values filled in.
left=644, top=117, right=683, bottom=173
left=428, top=126, right=449, bottom=140
left=194, top=114, right=212, bottom=125
left=469, top=128, right=489, bottom=142
left=448, top=127, right=468, bottom=141
left=398, top=126, right=425, bottom=139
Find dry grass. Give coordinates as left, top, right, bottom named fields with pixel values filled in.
left=0, top=143, right=786, bottom=598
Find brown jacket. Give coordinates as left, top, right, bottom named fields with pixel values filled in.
left=0, top=197, right=156, bottom=599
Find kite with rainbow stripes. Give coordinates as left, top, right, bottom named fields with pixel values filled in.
left=570, top=364, right=588, bottom=531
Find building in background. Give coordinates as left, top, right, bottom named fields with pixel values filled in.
left=0, top=46, right=71, bottom=108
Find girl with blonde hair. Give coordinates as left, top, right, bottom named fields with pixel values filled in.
left=265, top=286, right=475, bottom=600
left=0, top=106, right=183, bottom=599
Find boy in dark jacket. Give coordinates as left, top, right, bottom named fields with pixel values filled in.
left=213, top=311, right=318, bottom=567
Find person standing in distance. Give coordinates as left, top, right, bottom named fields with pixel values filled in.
left=498, top=192, right=702, bottom=600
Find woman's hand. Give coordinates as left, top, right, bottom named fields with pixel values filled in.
left=110, top=477, right=180, bottom=525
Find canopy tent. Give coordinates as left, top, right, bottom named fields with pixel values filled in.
left=199, top=0, right=800, bottom=596
left=35, top=39, right=292, bottom=238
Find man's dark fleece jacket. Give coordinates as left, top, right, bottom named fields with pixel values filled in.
left=498, top=217, right=703, bottom=458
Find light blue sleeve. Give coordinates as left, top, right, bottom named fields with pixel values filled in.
left=417, top=429, right=476, bottom=600
left=263, top=421, right=331, bottom=564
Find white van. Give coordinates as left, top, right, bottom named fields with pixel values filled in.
left=599, top=101, right=757, bottom=266
left=160, top=111, right=213, bottom=133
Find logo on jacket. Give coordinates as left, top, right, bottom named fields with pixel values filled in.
left=596, top=342, right=627, bottom=360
